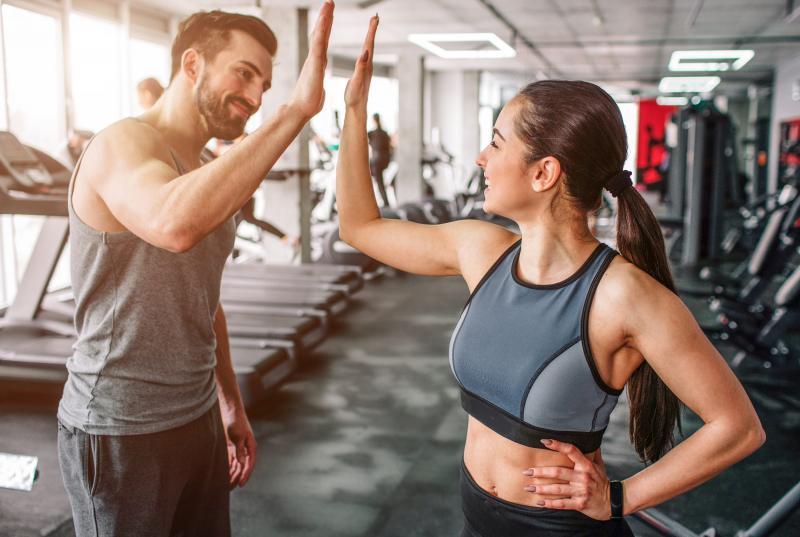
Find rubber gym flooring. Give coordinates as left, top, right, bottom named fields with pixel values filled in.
left=1, top=265, right=799, bottom=536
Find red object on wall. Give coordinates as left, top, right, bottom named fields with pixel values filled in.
left=637, top=99, right=678, bottom=185
left=779, top=117, right=800, bottom=168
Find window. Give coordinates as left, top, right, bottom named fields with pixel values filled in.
left=1, top=4, right=66, bottom=306
left=70, top=11, right=122, bottom=132
left=129, top=36, right=169, bottom=115
left=2, top=4, right=65, bottom=153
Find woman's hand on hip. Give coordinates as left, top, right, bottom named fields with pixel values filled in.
left=522, top=439, right=612, bottom=520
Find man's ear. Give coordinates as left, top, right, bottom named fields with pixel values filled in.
left=181, top=48, right=201, bottom=84
left=529, top=156, right=562, bottom=193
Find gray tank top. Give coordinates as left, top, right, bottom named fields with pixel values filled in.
left=449, top=240, right=620, bottom=452
left=57, top=135, right=236, bottom=435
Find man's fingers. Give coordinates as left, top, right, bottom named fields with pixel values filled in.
left=311, top=0, right=335, bottom=55
left=239, top=435, right=258, bottom=487
left=240, top=453, right=255, bottom=487
left=229, top=449, right=244, bottom=489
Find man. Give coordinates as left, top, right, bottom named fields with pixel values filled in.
left=136, top=77, right=165, bottom=110
left=367, top=112, right=392, bottom=206
left=57, top=3, right=334, bottom=536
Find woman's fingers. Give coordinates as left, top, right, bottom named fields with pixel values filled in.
left=346, top=14, right=379, bottom=106
left=541, top=439, right=594, bottom=471
left=535, top=497, right=586, bottom=510
left=525, top=466, right=574, bottom=481
left=362, top=14, right=379, bottom=61
left=524, top=483, right=573, bottom=495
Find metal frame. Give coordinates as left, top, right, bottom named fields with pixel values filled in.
left=633, top=481, right=800, bottom=537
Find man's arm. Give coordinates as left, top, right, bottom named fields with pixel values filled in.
left=213, top=303, right=257, bottom=488
left=84, top=1, right=334, bottom=253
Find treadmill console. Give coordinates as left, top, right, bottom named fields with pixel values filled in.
left=0, top=131, right=55, bottom=191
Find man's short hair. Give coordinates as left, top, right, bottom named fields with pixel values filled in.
left=170, top=10, right=278, bottom=81
left=137, top=77, right=164, bottom=97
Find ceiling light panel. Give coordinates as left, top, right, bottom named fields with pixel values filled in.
left=407, top=33, right=516, bottom=59
left=656, top=96, right=689, bottom=106
left=659, top=76, right=721, bottom=93
left=669, top=49, right=754, bottom=72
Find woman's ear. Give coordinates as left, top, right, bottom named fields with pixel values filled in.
left=530, top=156, right=562, bottom=193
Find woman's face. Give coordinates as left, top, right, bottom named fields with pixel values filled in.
left=475, top=102, right=540, bottom=218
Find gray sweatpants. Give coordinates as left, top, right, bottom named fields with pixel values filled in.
left=57, top=404, right=230, bottom=537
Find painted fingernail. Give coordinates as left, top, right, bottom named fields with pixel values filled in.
left=524, top=485, right=536, bottom=492
left=522, top=469, right=533, bottom=476
left=536, top=501, right=545, bottom=506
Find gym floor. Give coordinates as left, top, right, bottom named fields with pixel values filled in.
left=1, top=268, right=798, bottom=537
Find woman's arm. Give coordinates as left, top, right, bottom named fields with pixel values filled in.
left=530, top=263, right=765, bottom=519
left=612, top=264, right=765, bottom=513
left=337, top=16, right=512, bottom=277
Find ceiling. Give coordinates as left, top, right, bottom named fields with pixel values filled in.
left=134, top=0, right=800, bottom=96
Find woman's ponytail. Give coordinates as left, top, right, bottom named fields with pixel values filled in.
left=615, top=186, right=682, bottom=462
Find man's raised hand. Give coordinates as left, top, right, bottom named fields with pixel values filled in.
left=289, top=0, right=335, bottom=119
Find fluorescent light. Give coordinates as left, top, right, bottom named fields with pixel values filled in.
left=407, top=33, right=516, bottom=59
left=669, top=50, right=754, bottom=72
left=656, top=96, right=689, bottom=106
left=659, top=76, right=720, bottom=93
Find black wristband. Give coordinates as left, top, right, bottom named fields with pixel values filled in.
left=609, top=480, right=624, bottom=519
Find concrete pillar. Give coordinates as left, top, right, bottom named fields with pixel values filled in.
left=257, top=6, right=312, bottom=263
left=396, top=53, right=424, bottom=203
left=460, top=71, right=481, bottom=173
left=427, top=70, right=480, bottom=198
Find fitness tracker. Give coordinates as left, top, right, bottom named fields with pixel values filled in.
left=610, top=480, right=624, bottom=519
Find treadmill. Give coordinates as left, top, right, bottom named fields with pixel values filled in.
left=220, top=285, right=350, bottom=317
left=223, top=262, right=364, bottom=296
left=0, top=131, right=292, bottom=406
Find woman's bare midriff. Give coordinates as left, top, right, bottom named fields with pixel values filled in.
left=462, top=416, right=599, bottom=507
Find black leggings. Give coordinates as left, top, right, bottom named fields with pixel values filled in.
left=460, top=460, right=634, bottom=537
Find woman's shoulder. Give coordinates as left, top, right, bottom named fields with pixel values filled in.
left=595, top=252, right=677, bottom=319
left=447, top=220, right=518, bottom=290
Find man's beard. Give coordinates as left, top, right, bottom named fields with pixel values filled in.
left=196, top=74, right=252, bottom=140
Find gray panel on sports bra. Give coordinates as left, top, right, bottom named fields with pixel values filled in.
left=450, top=245, right=600, bottom=418
left=449, top=302, right=471, bottom=380
left=522, top=339, right=619, bottom=432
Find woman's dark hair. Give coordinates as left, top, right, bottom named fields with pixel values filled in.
left=170, top=10, right=278, bottom=81
left=513, top=80, right=681, bottom=463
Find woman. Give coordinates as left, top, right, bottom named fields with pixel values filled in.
left=337, top=17, right=765, bottom=537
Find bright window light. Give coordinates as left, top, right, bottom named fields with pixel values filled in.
left=70, top=12, right=123, bottom=132
left=656, top=96, right=689, bottom=106
left=669, top=50, right=754, bottom=72
left=659, top=76, right=720, bottom=94
left=129, top=38, right=170, bottom=115
left=408, top=33, right=516, bottom=59
left=2, top=4, right=65, bottom=154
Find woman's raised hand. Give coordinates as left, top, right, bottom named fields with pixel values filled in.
left=344, top=14, right=379, bottom=110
